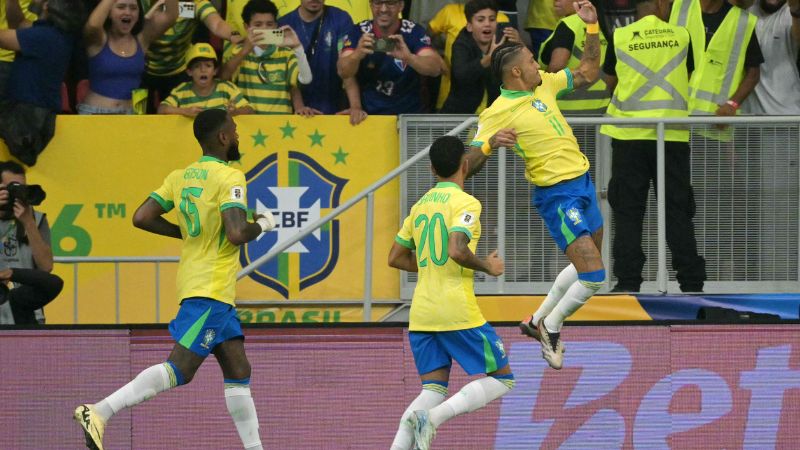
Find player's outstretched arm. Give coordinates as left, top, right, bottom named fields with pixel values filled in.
left=571, top=0, right=600, bottom=89
left=222, top=209, right=273, bottom=246
left=388, top=242, right=419, bottom=273
left=447, top=232, right=504, bottom=276
left=132, top=198, right=182, bottom=239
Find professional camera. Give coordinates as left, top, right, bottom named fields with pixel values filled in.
left=1, top=182, right=46, bottom=213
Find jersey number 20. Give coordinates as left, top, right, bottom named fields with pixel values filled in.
left=414, top=213, right=448, bottom=267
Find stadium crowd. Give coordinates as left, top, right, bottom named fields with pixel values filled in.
left=0, top=0, right=795, bottom=128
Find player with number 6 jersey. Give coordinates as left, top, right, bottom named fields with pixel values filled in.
left=150, top=153, right=248, bottom=305
left=74, top=110, right=275, bottom=450
left=387, top=135, right=514, bottom=450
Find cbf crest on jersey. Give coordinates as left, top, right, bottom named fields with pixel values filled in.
left=241, top=152, right=347, bottom=298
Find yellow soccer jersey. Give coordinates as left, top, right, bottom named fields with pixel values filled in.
left=0, top=0, right=36, bottom=62
left=162, top=80, right=250, bottom=111
left=471, top=69, right=589, bottom=187
left=141, top=0, right=217, bottom=76
left=395, top=182, right=486, bottom=332
left=150, top=156, right=248, bottom=306
left=222, top=43, right=298, bottom=114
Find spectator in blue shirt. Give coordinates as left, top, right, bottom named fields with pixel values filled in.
left=278, top=0, right=353, bottom=117
left=0, top=0, right=86, bottom=165
left=337, top=0, right=442, bottom=116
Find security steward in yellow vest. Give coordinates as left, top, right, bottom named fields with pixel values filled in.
left=688, top=0, right=762, bottom=137
left=601, top=0, right=706, bottom=293
left=538, top=1, right=611, bottom=115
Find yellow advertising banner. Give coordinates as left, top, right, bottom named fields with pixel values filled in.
left=0, top=115, right=400, bottom=324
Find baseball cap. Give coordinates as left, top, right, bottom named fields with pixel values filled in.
left=185, top=43, right=218, bottom=67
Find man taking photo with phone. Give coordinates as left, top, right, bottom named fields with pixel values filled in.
left=337, top=0, right=443, bottom=116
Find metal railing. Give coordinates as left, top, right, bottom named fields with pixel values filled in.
left=236, top=118, right=480, bottom=321
left=402, top=114, right=800, bottom=297
left=54, top=256, right=178, bottom=324
left=56, top=115, right=800, bottom=323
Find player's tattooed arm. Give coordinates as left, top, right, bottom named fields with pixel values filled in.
left=222, top=208, right=264, bottom=245
left=465, top=146, right=489, bottom=178
left=572, top=0, right=600, bottom=89
left=133, top=198, right=182, bottom=239
left=467, top=128, right=517, bottom=178
left=388, top=242, right=419, bottom=272
left=448, top=232, right=504, bottom=276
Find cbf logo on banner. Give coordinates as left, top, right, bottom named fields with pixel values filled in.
left=241, top=151, right=347, bottom=298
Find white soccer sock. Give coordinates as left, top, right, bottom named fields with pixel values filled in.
left=533, top=264, right=578, bottom=324
left=389, top=388, right=446, bottom=450
left=544, top=279, right=601, bottom=333
left=428, top=377, right=512, bottom=429
left=95, top=363, right=176, bottom=422
left=225, top=386, right=263, bottom=450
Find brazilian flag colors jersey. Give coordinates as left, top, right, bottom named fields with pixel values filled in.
left=150, top=156, right=248, bottom=306
left=395, top=182, right=485, bottom=332
left=140, top=0, right=218, bottom=76
left=471, top=70, right=590, bottom=187
left=222, top=43, right=299, bottom=114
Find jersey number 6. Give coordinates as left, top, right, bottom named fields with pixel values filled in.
left=179, top=187, right=204, bottom=237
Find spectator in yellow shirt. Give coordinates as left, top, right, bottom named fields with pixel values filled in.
left=158, top=43, right=253, bottom=116
left=525, top=0, right=558, bottom=58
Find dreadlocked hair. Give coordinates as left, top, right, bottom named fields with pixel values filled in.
left=491, top=41, right=525, bottom=84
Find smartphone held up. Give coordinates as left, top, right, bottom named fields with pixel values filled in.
left=252, top=28, right=284, bottom=46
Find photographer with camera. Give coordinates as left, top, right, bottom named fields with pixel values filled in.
left=0, top=161, right=63, bottom=325
left=337, top=0, right=442, bottom=116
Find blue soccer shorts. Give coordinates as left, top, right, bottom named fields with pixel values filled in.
left=533, top=171, right=603, bottom=252
left=168, top=297, right=244, bottom=358
left=409, top=322, right=509, bottom=376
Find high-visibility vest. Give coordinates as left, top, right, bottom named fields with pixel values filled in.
left=688, top=6, right=757, bottom=115
left=601, top=15, right=691, bottom=142
left=669, top=0, right=705, bottom=72
left=538, top=14, right=610, bottom=115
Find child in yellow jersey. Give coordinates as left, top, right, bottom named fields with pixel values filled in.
left=466, top=1, right=604, bottom=372
left=387, top=135, right=514, bottom=450
left=75, top=110, right=275, bottom=450
left=220, top=0, right=312, bottom=114
left=158, top=42, right=254, bottom=116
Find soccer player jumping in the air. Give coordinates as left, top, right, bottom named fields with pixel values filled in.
left=467, top=0, right=604, bottom=370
